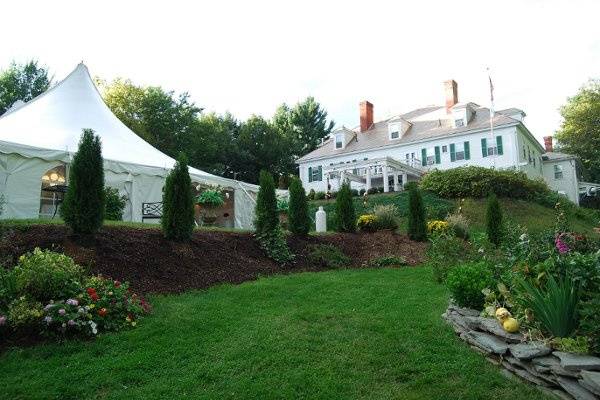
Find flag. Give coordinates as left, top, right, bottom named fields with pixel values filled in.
left=488, top=75, right=494, bottom=102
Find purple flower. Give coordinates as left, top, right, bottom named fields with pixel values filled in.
left=68, top=319, right=76, bottom=326
left=43, top=316, right=53, bottom=324
left=44, top=303, right=54, bottom=311
left=0, top=316, right=6, bottom=326
left=555, top=234, right=570, bottom=254
left=66, top=299, right=79, bottom=306
left=58, top=309, right=66, bottom=316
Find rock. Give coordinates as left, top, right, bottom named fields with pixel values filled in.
left=447, top=305, right=480, bottom=317
left=500, top=368, right=518, bottom=382
left=555, top=352, right=600, bottom=372
left=510, top=342, right=552, bottom=360
left=504, top=356, right=557, bottom=386
left=533, top=355, right=581, bottom=378
left=464, top=316, right=524, bottom=343
left=486, top=356, right=501, bottom=366
left=512, top=367, right=553, bottom=387
left=557, top=377, right=597, bottom=400
left=579, top=380, right=600, bottom=397
left=552, top=389, right=577, bottom=400
left=580, top=371, right=600, bottom=396
left=464, top=331, right=509, bottom=354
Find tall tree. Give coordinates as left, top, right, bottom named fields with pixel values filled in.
left=288, top=177, right=310, bottom=235
left=161, top=153, right=195, bottom=241
left=335, top=182, right=356, bottom=233
left=98, top=78, right=202, bottom=158
left=408, top=185, right=427, bottom=241
left=254, top=170, right=279, bottom=236
left=486, top=193, right=503, bottom=247
left=188, top=112, right=239, bottom=177
left=555, top=79, right=600, bottom=182
left=61, top=129, right=105, bottom=235
left=0, top=60, right=51, bottom=115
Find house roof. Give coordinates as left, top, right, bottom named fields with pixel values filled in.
left=542, top=152, right=577, bottom=162
left=297, top=104, right=520, bottom=163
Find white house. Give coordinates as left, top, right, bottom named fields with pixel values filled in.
left=297, top=80, right=598, bottom=205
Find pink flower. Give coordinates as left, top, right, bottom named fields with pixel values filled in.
left=66, top=299, right=79, bottom=306
left=0, top=316, right=6, bottom=326
left=58, top=309, right=66, bottom=316
left=555, top=234, right=569, bottom=254
left=67, top=320, right=76, bottom=326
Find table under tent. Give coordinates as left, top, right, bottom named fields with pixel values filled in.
left=0, top=63, right=261, bottom=229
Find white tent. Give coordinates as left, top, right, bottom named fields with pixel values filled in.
left=0, top=63, right=261, bottom=228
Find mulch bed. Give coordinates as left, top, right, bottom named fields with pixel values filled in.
left=0, top=225, right=427, bottom=295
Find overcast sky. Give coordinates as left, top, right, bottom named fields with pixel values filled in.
left=1, top=0, right=598, bottom=142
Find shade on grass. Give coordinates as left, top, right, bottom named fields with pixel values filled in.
left=0, top=267, right=551, bottom=400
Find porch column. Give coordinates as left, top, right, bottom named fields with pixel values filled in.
left=393, top=172, right=400, bottom=191
left=366, top=167, right=372, bottom=191
left=383, top=165, right=389, bottom=193
left=340, top=170, right=346, bottom=187
left=402, top=173, right=408, bottom=190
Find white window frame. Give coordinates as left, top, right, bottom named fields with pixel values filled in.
left=487, top=146, right=498, bottom=156
left=455, top=118, right=465, bottom=128
left=335, top=134, right=343, bottom=149
left=554, top=165, right=563, bottom=180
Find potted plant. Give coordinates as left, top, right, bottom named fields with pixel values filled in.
left=195, top=187, right=225, bottom=225
left=277, top=197, right=289, bottom=230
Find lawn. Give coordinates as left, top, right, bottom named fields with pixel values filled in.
left=0, top=267, right=551, bottom=400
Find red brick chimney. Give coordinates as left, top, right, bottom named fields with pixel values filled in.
left=444, top=80, right=458, bottom=113
left=543, top=136, right=553, bottom=153
left=360, top=101, right=374, bottom=132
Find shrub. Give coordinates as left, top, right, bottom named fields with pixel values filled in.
left=308, top=244, right=351, bottom=269
left=446, top=262, right=494, bottom=309
left=359, top=189, right=366, bottom=196
left=446, top=213, right=470, bottom=239
left=420, top=166, right=551, bottom=200
left=552, top=336, right=590, bottom=354
left=350, top=189, right=359, bottom=197
left=7, top=297, right=43, bottom=331
left=408, top=185, right=427, bottom=241
left=307, top=189, right=316, bottom=201
left=373, top=204, right=399, bottom=230
left=314, top=191, right=326, bottom=200
left=580, top=294, right=600, bottom=355
left=335, top=182, right=356, bottom=233
left=486, top=193, right=503, bottom=246
left=256, top=227, right=294, bottom=263
left=195, top=187, right=225, bottom=208
left=427, top=220, right=449, bottom=235
left=366, top=255, right=407, bottom=268
left=366, top=187, right=378, bottom=195
left=161, top=153, right=195, bottom=241
left=428, top=234, right=474, bottom=283
left=13, top=248, right=85, bottom=303
left=0, top=267, right=17, bottom=310
left=357, top=214, right=379, bottom=232
left=515, top=275, right=580, bottom=337
left=60, top=129, right=105, bottom=234
left=288, top=178, right=310, bottom=236
left=104, top=187, right=127, bottom=221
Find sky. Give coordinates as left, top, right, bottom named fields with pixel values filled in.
left=1, top=0, right=598, bottom=143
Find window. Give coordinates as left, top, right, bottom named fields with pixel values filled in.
left=455, top=119, right=465, bottom=128
left=389, top=123, right=400, bottom=140
left=481, top=136, right=503, bottom=157
left=554, top=165, right=563, bottom=180
left=442, top=145, right=448, bottom=153
left=533, top=157, right=536, bottom=167
left=405, top=154, right=410, bottom=162
left=308, top=166, right=323, bottom=182
left=335, top=134, right=343, bottom=149
left=523, top=147, right=526, bottom=159
left=390, top=130, right=399, bottom=140
left=450, top=141, right=470, bottom=162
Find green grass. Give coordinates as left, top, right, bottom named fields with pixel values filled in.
left=0, top=267, right=551, bottom=400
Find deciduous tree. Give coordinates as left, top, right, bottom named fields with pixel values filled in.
left=0, top=60, right=51, bottom=115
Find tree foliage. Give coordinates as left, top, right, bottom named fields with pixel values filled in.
left=161, top=153, right=195, bottom=241
left=408, top=185, right=427, bottom=241
left=486, top=193, right=503, bottom=246
left=61, top=129, right=105, bottom=235
left=254, top=170, right=279, bottom=236
left=555, top=79, right=600, bottom=182
left=335, top=182, right=356, bottom=233
left=288, top=178, right=310, bottom=236
left=0, top=60, right=51, bottom=115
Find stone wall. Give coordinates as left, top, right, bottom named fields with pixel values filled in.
left=443, top=305, right=600, bottom=400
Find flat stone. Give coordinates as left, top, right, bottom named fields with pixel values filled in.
left=557, top=377, right=597, bottom=400
left=533, top=356, right=581, bottom=378
left=486, top=356, right=501, bottom=366
left=579, top=380, right=600, bottom=397
left=513, top=367, right=553, bottom=387
left=447, top=305, right=480, bottom=317
left=580, top=371, right=600, bottom=396
left=555, top=352, right=600, bottom=372
left=505, top=356, right=557, bottom=385
left=510, top=342, right=552, bottom=360
left=552, top=389, right=577, bottom=400
left=500, top=368, right=518, bottom=382
left=465, top=331, right=509, bottom=354
left=464, top=316, right=524, bottom=343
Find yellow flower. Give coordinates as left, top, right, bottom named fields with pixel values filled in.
left=89, top=304, right=95, bottom=309
left=126, top=316, right=131, bottom=322
left=131, top=321, right=137, bottom=327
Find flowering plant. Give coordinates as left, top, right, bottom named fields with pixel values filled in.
left=427, top=220, right=450, bottom=235
left=42, top=298, right=97, bottom=336
left=357, top=214, right=379, bottom=232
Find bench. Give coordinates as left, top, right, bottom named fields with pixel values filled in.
left=142, top=202, right=163, bottom=221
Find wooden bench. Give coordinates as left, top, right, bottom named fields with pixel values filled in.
left=142, top=202, right=163, bottom=221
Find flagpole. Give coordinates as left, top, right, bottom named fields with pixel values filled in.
left=487, top=68, right=496, bottom=168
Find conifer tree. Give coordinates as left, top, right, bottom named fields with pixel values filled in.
left=61, top=129, right=105, bottom=234
left=161, top=153, right=195, bottom=241
left=288, top=177, right=310, bottom=235
left=486, top=193, right=503, bottom=246
left=254, top=170, right=279, bottom=235
left=335, top=182, right=356, bottom=232
left=408, top=184, right=427, bottom=241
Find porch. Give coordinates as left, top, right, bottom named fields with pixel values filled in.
left=323, top=156, right=425, bottom=192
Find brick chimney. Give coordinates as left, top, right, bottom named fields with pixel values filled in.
left=360, top=101, right=374, bottom=132
left=444, top=80, right=458, bottom=113
left=543, top=136, right=553, bottom=153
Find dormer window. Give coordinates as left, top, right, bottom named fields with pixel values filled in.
left=390, top=130, right=399, bottom=139
left=388, top=123, right=400, bottom=140
left=455, top=118, right=465, bottom=128
left=335, top=134, right=343, bottom=149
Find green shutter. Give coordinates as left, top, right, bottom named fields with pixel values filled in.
left=481, top=138, right=488, bottom=157
left=496, top=136, right=504, bottom=155
left=421, top=148, right=427, bottom=166
left=317, top=166, right=323, bottom=181
left=464, top=141, right=470, bottom=160
left=450, top=143, right=456, bottom=162
left=308, top=167, right=312, bottom=183
left=434, top=146, right=441, bottom=164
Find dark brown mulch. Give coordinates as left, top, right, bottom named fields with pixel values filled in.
left=0, top=225, right=427, bottom=295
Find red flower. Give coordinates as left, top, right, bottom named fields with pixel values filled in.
left=114, top=280, right=121, bottom=288
left=98, top=308, right=108, bottom=317
left=86, top=287, right=96, bottom=296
